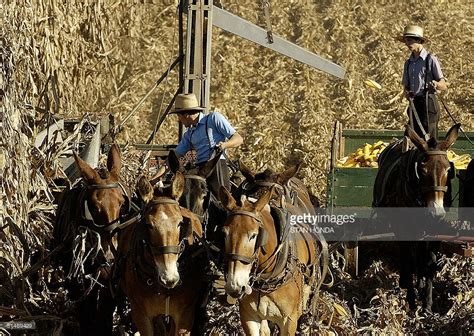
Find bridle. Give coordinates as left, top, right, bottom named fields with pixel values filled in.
left=81, top=181, right=138, bottom=233
left=144, top=198, right=186, bottom=256
left=225, top=210, right=265, bottom=265
left=417, top=150, right=449, bottom=194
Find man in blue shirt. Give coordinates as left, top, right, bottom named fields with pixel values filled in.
left=172, top=93, right=243, bottom=195
left=398, top=25, right=447, bottom=139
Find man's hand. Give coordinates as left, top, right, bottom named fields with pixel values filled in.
left=429, top=79, right=448, bottom=92
left=215, top=142, right=227, bottom=150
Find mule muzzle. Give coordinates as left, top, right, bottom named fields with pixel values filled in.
left=159, top=275, right=180, bottom=289
left=427, top=203, right=446, bottom=219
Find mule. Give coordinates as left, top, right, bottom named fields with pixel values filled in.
left=219, top=186, right=322, bottom=336
left=118, top=172, right=204, bottom=336
left=165, top=151, right=229, bottom=334
left=53, top=144, right=129, bottom=335
left=373, top=124, right=460, bottom=312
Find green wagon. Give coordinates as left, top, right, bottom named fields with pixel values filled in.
left=327, top=121, right=474, bottom=275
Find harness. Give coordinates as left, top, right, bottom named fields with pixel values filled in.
left=80, top=181, right=141, bottom=233
left=229, top=179, right=329, bottom=297
left=225, top=210, right=266, bottom=265
left=376, top=145, right=450, bottom=208
left=130, top=198, right=203, bottom=289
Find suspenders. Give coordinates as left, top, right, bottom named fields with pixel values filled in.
left=405, top=53, right=432, bottom=95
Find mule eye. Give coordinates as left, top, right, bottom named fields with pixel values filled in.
left=249, top=233, right=258, bottom=241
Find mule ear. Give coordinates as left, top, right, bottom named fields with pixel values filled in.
left=219, top=186, right=237, bottom=211
left=439, top=123, right=461, bottom=151
left=405, top=124, right=428, bottom=152
left=179, top=207, right=202, bottom=245
left=168, top=150, right=182, bottom=174
left=276, top=163, right=301, bottom=185
left=171, top=171, right=185, bottom=200
left=239, top=161, right=255, bottom=183
left=107, top=144, right=122, bottom=178
left=74, top=151, right=100, bottom=183
left=137, top=175, right=154, bottom=203
left=150, top=166, right=166, bottom=187
left=198, top=153, right=221, bottom=178
left=254, top=186, right=275, bottom=212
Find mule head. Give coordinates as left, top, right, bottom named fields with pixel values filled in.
left=219, top=186, right=275, bottom=298
left=137, top=172, right=202, bottom=289
left=239, top=162, right=301, bottom=200
left=406, top=123, right=460, bottom=218
left=74, top=144, right=126, bottom=229
left=177, top=152, right=221, bottom=217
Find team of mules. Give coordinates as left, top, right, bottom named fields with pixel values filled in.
left=52, top=123, right=469, bottom=334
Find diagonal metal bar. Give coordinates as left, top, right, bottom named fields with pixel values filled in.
left=146, top=87, right=181, bottom=145
left=212, top=7, right=345, bottom=79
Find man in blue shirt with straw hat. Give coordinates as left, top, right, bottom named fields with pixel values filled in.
left=171, top=93, right=243, bottom=196
left=398, top=25, right=448, bottom=140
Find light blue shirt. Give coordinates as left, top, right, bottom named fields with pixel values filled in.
left=402, top=48, right=444, bottom=97
left=175, top=112, right=236, bottom=164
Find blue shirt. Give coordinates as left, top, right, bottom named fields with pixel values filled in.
left=402, top=48, right=444, bottom=97
left=175, top=112, right=236, bottom=164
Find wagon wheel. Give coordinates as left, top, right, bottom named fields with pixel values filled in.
left=343, top=241, right=359, bottom=277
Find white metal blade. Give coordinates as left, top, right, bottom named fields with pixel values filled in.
left=212, top=7, right=345, bottom=79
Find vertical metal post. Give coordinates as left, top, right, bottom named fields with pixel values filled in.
left=184, top=0, right=194, bottom=95
left=183, top=0, right=213, bottom=112
left=178, top=1, right=184, bottom=91
left=178, top=0, right=185, bottom=140
left=204, top=0, right=213, bottom=112
left=192, top=0, right=204, bottom=100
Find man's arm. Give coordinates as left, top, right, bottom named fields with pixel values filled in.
left=217, top=132, right=243, bottom=150
left=431, top=78, right=448, bottom=91
left=210, top=112, right=243, bottom=150
left=429, top=55, right=448, bottom=92
left=175, top=132, right=192, bottom=157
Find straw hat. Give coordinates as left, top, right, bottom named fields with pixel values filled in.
left=171, top=93, right=205, bottom=114
left=396, top=25, right=429, bottom=43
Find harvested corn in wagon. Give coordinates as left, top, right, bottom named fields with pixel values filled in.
left=447, top=150, right=471, bottom=170
left=337, top=141, right=388, bottom=168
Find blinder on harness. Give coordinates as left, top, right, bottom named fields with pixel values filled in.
left=448, top=161, right=455, bottom=180
left=81, top=182, right=131, bottom=229
left=256, top=226, right=269, bottom=250
left=179, top=217, right=194, bottom=243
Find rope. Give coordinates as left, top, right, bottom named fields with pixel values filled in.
left=439, top=96, right=474, bottom=145
left=408, top=97, right=430, bottom=141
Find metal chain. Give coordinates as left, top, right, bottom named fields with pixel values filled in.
left=260, top=0, right=274, bottom=44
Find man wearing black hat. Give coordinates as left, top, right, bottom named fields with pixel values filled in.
left=171, top=93, right=243, bottom=196
left=398, top=25, right=448, bottom=140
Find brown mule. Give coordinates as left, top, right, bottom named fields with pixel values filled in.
left=219, top=186, right=321, bottom=336
left=118, top=172, right=204, bottom=336
left=53, top=144, right=128, bottom=336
